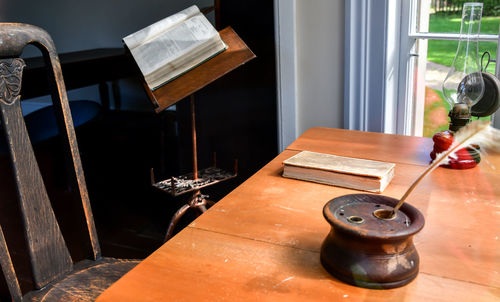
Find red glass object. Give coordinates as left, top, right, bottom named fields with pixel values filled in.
left=430, top=130, right=480, bottom=169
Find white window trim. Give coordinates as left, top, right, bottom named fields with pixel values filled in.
left=274, top=0, right=298, bottom=152
left=344, top=0, right=429, bottom=136
left=344, top=0, right=410, bottom=135
left=397, top=0, right=427, bottom=137
left=345, top=0, right=387, bottom=133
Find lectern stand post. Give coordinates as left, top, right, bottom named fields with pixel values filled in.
left=190, top=95, right=198, bottom=180
left=144, top=27, right=255, bottom=241
left=162, top=94, right=216, bottom=241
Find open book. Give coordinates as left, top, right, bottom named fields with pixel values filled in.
left=123, top=5, right=227, bottom=90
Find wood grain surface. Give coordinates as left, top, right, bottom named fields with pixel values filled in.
left=97, top=128, right=500, bottom=301
left=287, top=127, right=434, bottom=166
left=98, top=228, right=499, bottom=302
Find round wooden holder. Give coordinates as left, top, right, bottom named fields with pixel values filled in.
left=320, top=194, right=425, bottom=289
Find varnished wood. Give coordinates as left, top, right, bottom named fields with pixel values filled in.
left=287, top=127, right=434, bottom=167
left=187, top=151, right=430, bottom=253
left=192, top=151, right=500, bottom=287
left=147, top=27, right=256, bottom=112
left=98, top=128, right=500, bottom=301
left=98, top=228, right=499, bottom=302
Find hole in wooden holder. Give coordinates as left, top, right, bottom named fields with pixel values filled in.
left=373, top=209, right=397, bottom=220
left=347, top=216, right=364, bottom=224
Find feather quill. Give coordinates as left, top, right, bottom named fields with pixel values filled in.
left=390, top=120, right=500, bottom=217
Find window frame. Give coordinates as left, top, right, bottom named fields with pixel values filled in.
left=344, top=0, right=500, bottom=136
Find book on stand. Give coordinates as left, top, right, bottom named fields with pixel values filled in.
left=123, top=5, right=227, bottom=91
left=282, top=151, right=395, bottom=193
left=125, top=5, right=256, bottom=241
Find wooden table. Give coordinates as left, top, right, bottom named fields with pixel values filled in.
left=97, top=128, right=500, bottom=301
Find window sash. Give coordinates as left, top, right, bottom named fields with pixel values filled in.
left=409, top=32, right=498, bottom=41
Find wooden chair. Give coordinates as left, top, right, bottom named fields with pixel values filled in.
left=0, top=23, right=138, bottom=301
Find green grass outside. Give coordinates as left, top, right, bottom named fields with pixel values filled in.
left=427, top=15, right=500, bottom=73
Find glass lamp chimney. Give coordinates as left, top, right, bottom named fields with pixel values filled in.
left=442, top=2, right=484, bottom=131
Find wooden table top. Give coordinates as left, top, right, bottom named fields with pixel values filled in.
left=97, top=128, right=500, bottom=302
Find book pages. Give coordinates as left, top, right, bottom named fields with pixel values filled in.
left=283, top=151, right=395, bottom=178
left=123, top=5, right=200, bottom=50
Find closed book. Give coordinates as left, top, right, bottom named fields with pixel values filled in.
left=282, top=151, right=395, bottom=193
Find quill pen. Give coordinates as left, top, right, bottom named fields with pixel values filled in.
left=390, top=120, right=500, bottom=218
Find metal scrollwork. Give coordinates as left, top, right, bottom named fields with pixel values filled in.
left=0, top=58, right=25, bottom=105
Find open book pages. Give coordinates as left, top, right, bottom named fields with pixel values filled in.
left=282, top=151, right=396, bottom=193
left=123, top=5, right=227, bottom=90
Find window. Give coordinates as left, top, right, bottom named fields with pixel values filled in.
left=344, top=0, right=499, bottom=136
left=401, top=0, right=500, bottom=136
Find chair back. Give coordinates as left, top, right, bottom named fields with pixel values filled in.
left=0, top=23, right=100, bottom=300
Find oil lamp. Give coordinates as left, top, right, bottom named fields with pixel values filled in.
left=442, top=3, right=484, bottom=131
left=430, top=2, right=500, bottom=169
